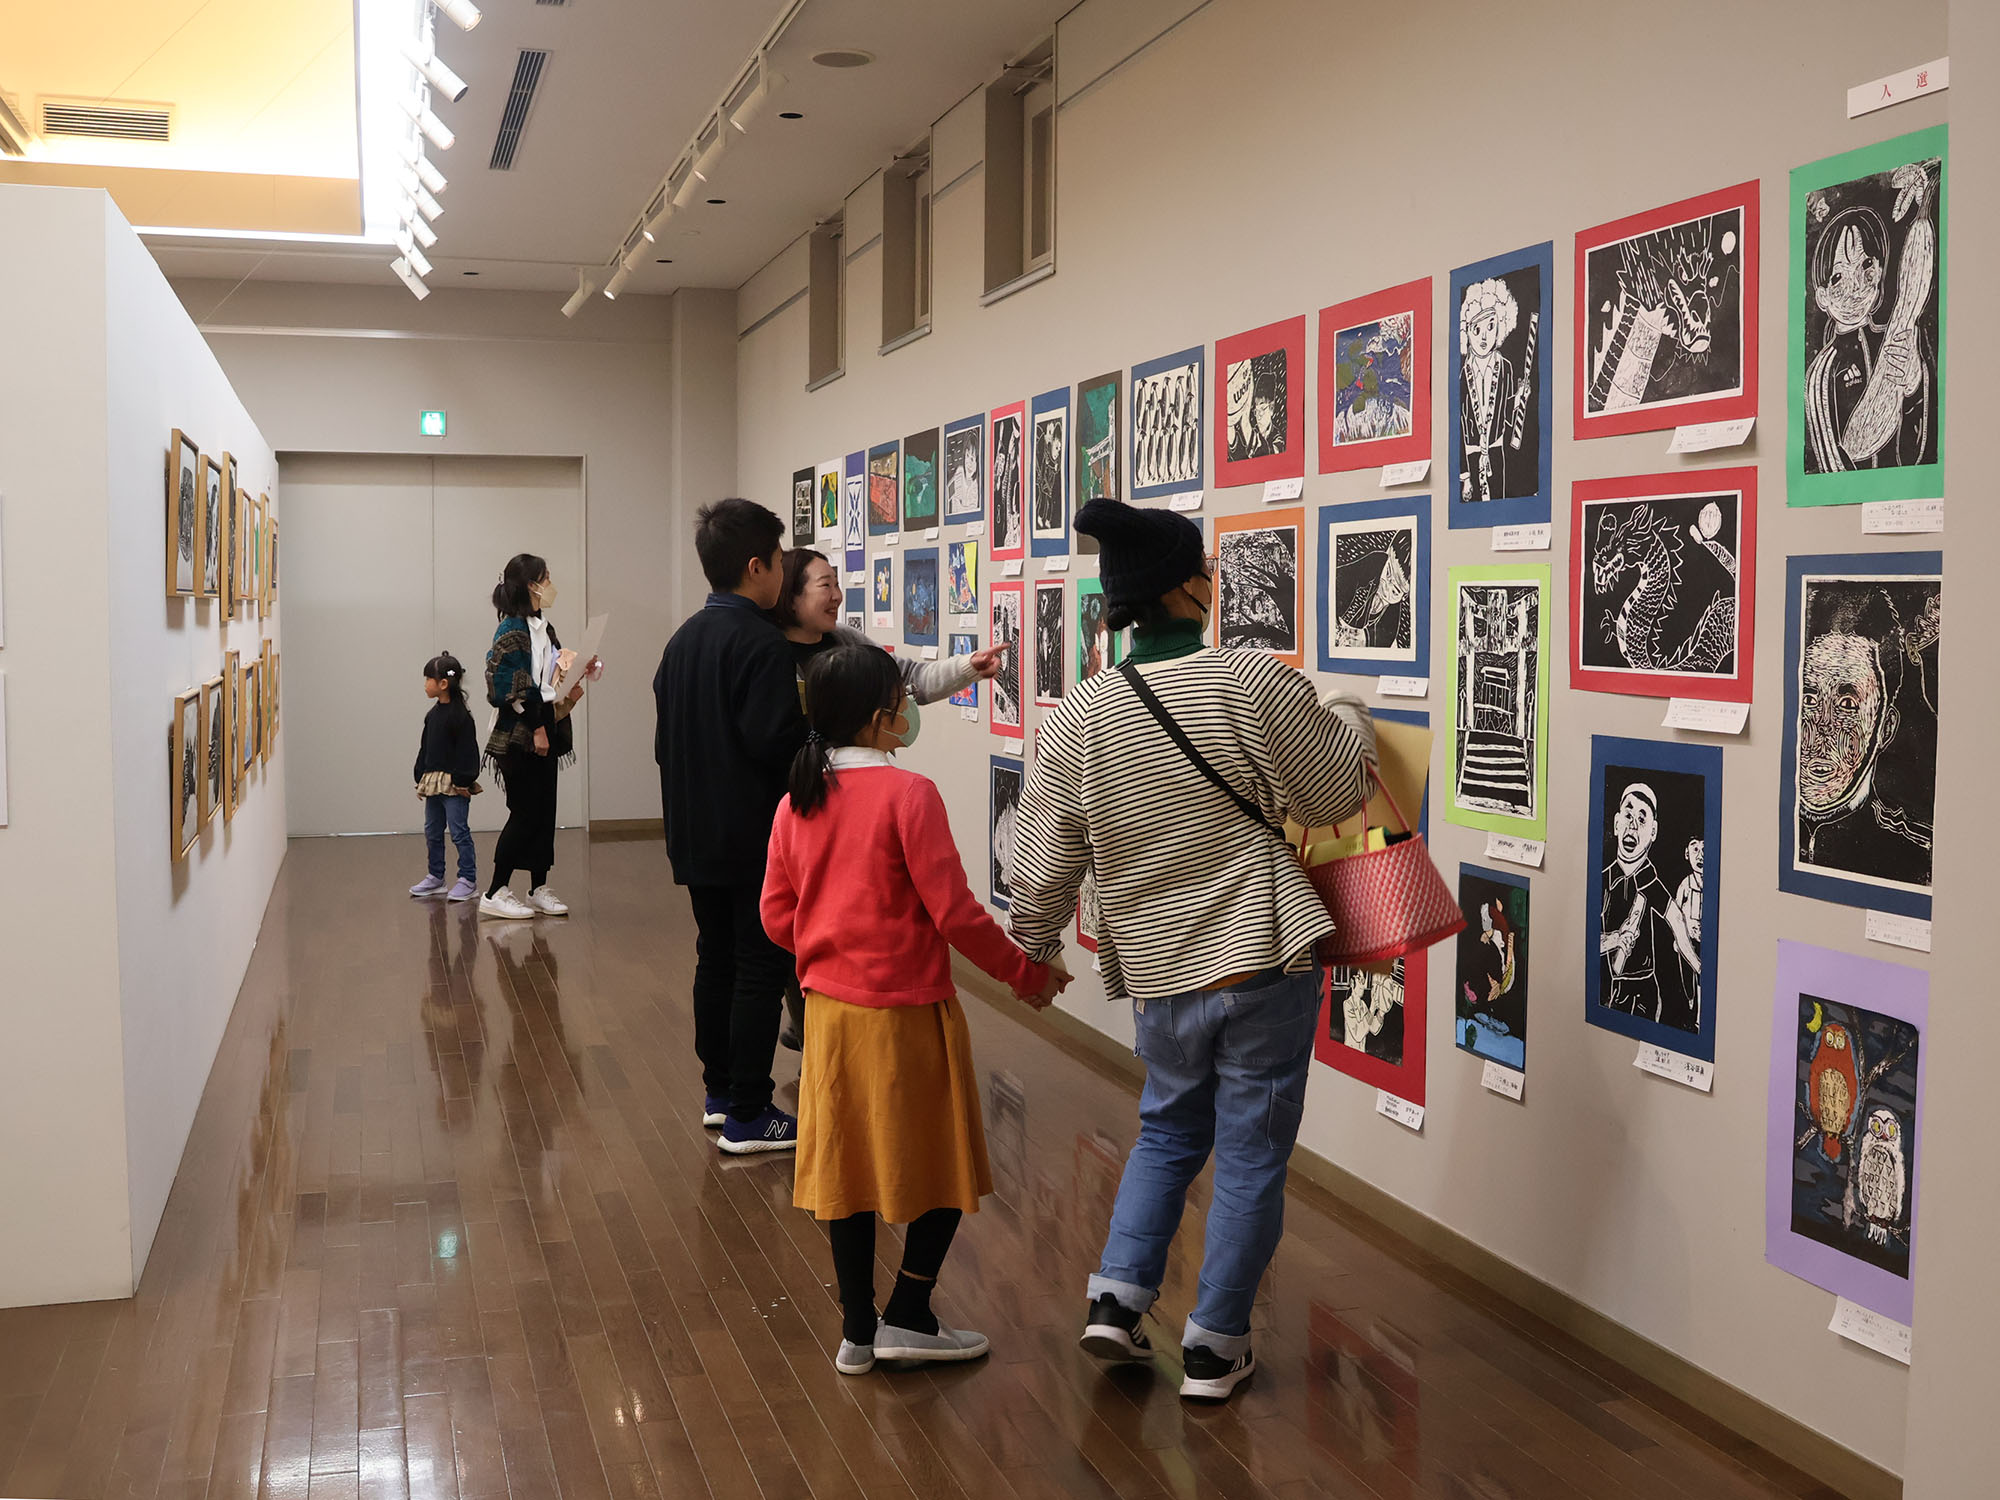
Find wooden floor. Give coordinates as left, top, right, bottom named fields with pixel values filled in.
left=0, top=833, right=1845, bottom=1500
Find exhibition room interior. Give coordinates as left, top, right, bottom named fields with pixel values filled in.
left=0, top=0, right=1994, bottom=1497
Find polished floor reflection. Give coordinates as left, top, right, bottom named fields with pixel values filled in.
left=0, top=833, right=1841, bottom=1500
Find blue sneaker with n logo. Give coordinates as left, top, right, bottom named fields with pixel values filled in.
left=718, top=1106, right=799, bottom=1155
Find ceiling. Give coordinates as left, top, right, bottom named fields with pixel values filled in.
left=116, top=0, right=1074, bottom=298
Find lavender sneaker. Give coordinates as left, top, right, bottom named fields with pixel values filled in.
left=446, top=878, right=478, bottom=903
left=409, top=875, right=446, bottom=898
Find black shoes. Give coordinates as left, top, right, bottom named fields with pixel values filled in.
left=1078, top=1294, right=1153, bottom=1361
left=1179, top=1344, right=1255, bottom=1402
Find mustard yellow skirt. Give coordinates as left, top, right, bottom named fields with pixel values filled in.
left=793, top=991, right=993, bottom=1224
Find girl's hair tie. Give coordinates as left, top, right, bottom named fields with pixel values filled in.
left=805, top=728, right=825, bottom=746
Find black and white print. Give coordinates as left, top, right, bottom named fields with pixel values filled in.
left=1585, top=208, right=1744, bottom=417
left=989, top=757, right=1022, bottom=908
left=1583, top=491, right=1741, bottom=679
left=175, top=690, right=200, bottom=854
left=1034, top=580, right=1065, bottom=705
left=945, top=422, right=984, bottom=521
left=170, top=431, right=198, bottom=595
left=1333, top=961, right=1406, bottom=1066
left=206, top=682, right=225, bottom=822
left=990, top=588, right=1023, bottom=729
left=1224, top=348, right=1288, bottom=462
left=1454, top=584, right=1540, bottom=819
left=1803, top=155, right=1941, bottom=475
left=1131, top=358, right=1201, bottom=492
left=791, top=467, right=814, bottom=545
left=1597, top=764, right=1705, bottom=1035
left=1457, top=270, right=1542, bottom=504
left=992, top=412, right=1024, bottom=553
left=1033, top=407, right=1066, bottom=539
left=1330, top=523, right=1416, bottom=658
left=202, top=461, right=222, bottom=598
left=1217, top=525, right=1299, bottom=656
left=1795, top=575, right=1939, bottom=894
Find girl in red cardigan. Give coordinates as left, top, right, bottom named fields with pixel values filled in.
left=762, top=645, right=1064, bottom=1375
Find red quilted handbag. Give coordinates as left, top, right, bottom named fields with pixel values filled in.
left=1305, top=768, right=1465, bottom=967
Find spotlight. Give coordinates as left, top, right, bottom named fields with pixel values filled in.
left=435, top=0, right=482, bottom=31
left=621, top=239, right=648, bottom=273
left=641, top=194, right=672, bottom=241
left=401, top=41, right=469, bottom=103
left=693, top=122, right=726, bottom=179
left=560, top=269, right=596, bottom=318
left=397, top=235, right=435, bottom=279
left=730, top=55, right=786, bottom=132
left=671, top=170, right=701, bottom=209
left=402, top=207, right=437, bottom=248
left=399, top=94, right=455, bottom=151
left=398, top=137, right=447, bottom=193
left=603, top=262, right=633, bottom=300
left=391, top=257, right=431, bottom=300
left=398, top=171, right=444, bottom=222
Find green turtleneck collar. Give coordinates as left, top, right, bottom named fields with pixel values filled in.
left=1128, top=617, right=1206, bottom=664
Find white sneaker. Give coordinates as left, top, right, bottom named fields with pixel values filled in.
left=479, top=889, right=534, bottom=920
left=527, top=885, right=569, bottom=915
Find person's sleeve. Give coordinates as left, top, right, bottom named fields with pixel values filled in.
left=452, top=711, right=481, bottom=785
left=737, top=634, right=810, bottom=773
left=1252, top=660, right=1371, bottom=830
left=760, top=815, right=800, bottom=953
left=900, top=779, right=1046, bottom=994
left=413, top=730, right=425, bottom=787
left=897, top=650, right=977, bottom=704
left=1005, top=705, right=1090, bottom=965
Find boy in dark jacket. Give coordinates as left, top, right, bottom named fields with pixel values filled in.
left=654, top=498, right=808, bottom=1153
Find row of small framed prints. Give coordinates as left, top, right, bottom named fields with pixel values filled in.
left=170, top=640, right=279, bottom=861
left=166, top=429, right=278, bottom=613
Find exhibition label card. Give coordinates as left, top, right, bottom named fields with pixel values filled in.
left=1481, top=1060, right=1526, bottom=1100
left=1043, top=556, right=1070, bottom=573
left=1378, top=676, right=1429, bottom=699
left=1662, top=698, right=1750, bottom=735
left=924, top=526, right=940, bottom=541
left=1830, top=1298, right=1912, bottom=1364
left=1666, top=417, right=1756, bottom=454
left=848, top=571, right=866, bottom=586
left=959, top=706, right=978, bottom=723
left=1865, top=910, right=1933, bottom=953
left=1634, top=1043, right=1715, bottom=1093
left=1484, top=832, right=1546, bottom=869
left=920, top=646, right=939, bottom=660
left=1262, top=477, right=1304, bottom=503
left=1848, top=57, right=1947, bottom=119
left=1376, top=1091, right=1425, bottom=1131
left=1861, top=499, right=1943, bottom=534
left=1001, top=559, right=1023, bottom=578
left=883, top=533, right=899, bottom=547
left=966, top=521, right=986, bottom=538
left=1491, top=524, right=1552, bottom=552
left=1380, top=459, right=1430, bottom=487
left=1168, top=491, right=1203, bottom=512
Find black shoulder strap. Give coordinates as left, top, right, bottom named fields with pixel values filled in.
left=1118, top=660, right=1277, bottom=834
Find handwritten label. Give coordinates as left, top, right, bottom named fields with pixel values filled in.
left=1865, top=910, right=1932, bottom=953
left=1001, top=559, right=1023, bottom=577
left=1666, top=417, right=1756, bottom=454
left=966, top=521, right=986, bottom=538
left=848, top=571, right=866, bottom=586
left=920, top=645, right=939, bottom=660
left=1378, top=676, right=1429, bottom=699
left=1262, top=477, right=1304, bottom=503
left=1492, top=524, right=1552, bottom=552
left=1861, top=498, right=1943, bottom=534
left=1375, top=1091, right=1425, bottom=1131
left=1044, top=556, right=1070, bottom=573
left=1480, top=1060, right=1525, bottom=1100
left=1662, top=698, right=1750, bottom=735
left=1168, top=491, right=1203, bottom=512
left=1634, top=1043, right=1715, bottom=1093
left=1484, top=832, right=1546, bottom=869
left=1848, top=57, right=1948, bottom=119
left=1379, top=460, right=1430, bottom=487
left=924, top=527, right=940, bottom=541
left=883, top=533, right=899, bottom=547
left=959, top=705, right=978, bottom=722
left=1830, top=1298, right=1912, bottom=1363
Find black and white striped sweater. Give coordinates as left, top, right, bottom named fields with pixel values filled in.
left=1007, top=646, right=1370, bottom=1002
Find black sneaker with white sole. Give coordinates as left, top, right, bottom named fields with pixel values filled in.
left=1179, top=1343, right=1254, bottom=1401
left=1078, top=1294, right=1153, bottom=1362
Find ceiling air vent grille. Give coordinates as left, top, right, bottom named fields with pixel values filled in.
left=488, top=50, right=548, bottom=170
left=41, top=100, right=171, bottom=141
left=534, top=0, right=567, bottom=6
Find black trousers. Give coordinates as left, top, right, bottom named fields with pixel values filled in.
left=686, top=881, right=788, bottom=1118
left=493, top=745, right=558, bottom=879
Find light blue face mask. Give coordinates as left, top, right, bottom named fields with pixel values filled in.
left=894, top=697, right=922, bottom=748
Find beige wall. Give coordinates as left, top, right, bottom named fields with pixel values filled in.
left=734, top=0, right=1960, bottom=1477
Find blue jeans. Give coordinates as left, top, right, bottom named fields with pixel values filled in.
left=1089, top=966, right=1320, bottom=1358
left=424, top=794, right=476, bottom=882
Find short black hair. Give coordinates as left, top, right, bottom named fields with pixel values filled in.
left=696, top=498, right=785, bottom=591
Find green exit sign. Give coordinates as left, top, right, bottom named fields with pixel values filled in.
left=419, top=410, right=447, bottom=437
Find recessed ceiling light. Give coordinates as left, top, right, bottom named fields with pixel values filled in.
left=811, top=49, right=874, bottom=68
left=655, top=258, right=673, bottom=264
left=779, top=111, right=804, bottom=120
left=462, top=270, right=479, bottom=276
left=706, top=198, right=726, bottom=205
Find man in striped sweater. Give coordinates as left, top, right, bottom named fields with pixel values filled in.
left=1008, top=497, right=1376, bottom=1403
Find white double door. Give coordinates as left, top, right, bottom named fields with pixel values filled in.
left=280, top=453, right=587, bottom=836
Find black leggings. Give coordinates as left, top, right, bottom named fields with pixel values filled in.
left=828, top=1208, right=962, bottom=1344
left=490, top=745, right=558, bottom=893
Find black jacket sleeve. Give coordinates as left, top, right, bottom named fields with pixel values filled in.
left=451, top=705, right=481, bottom=785
left=737, top=633, right=809, bottom=774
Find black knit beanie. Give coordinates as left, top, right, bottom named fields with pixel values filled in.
left=1074, top=498, right=1205, bottom=608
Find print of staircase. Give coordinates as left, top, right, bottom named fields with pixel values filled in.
left=1460, top=729, right=1531, bottom=808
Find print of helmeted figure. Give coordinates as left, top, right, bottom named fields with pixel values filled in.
left=1803, top=160, right=1938, bottom=474
left=1598, top=782, right=1698, bottom=1031
left=1333, top=531, right=1413, bottom=651
left=1460, top=279, right=1519, bottom=504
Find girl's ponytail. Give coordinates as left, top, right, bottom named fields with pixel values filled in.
left=425, top=652, right=467, bottom=705
left=788, top=730, right=834, bottom=817
left=789, top=646, right=904, bottom=817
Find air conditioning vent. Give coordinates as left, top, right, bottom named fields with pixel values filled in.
left=534, top=0, right=567, bottom=6
left=41, top=99, right=171, bottom=142
left=488, top=50, right=548, bottom=170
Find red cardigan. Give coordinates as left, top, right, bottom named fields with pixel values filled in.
left=762, top=758, right=1048, bottom=1007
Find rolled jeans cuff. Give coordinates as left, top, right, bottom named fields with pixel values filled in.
left=1183, top=1315, right=1252, bottom=1361
left=1084, top=1274, right=1154, bottom=1316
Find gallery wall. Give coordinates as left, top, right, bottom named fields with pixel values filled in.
left=172, top=280, right=725, bottom=826
left=0, top=185, right=288, bottom=1301
left=733, top=0, right=1951, bottom=1479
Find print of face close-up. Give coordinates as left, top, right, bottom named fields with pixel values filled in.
left=1797, top=631, right=1889, bottom=814
left=1613, top=786, right=1658, bottom=868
